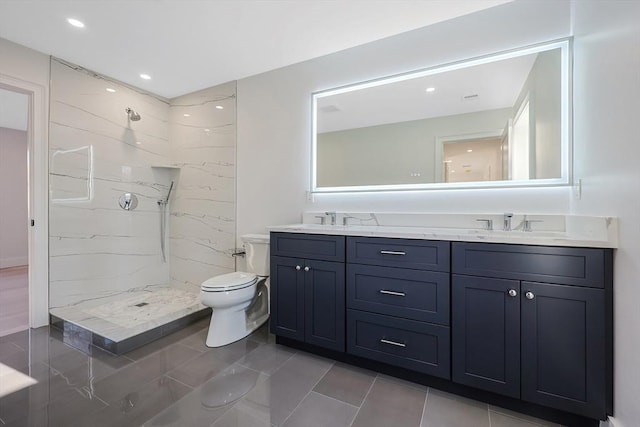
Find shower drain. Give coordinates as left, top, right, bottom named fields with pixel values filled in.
left=134, top=302, right=149, bottom=307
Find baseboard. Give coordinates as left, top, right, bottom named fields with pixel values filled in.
left=0, top=257, right=28, bottom=269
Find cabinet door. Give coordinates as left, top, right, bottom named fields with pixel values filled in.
left=270, top=256, right=304, bottom=341
left=521, top=282, right=606, bottom=419
left=304, top=259, right=345, bottom=351
left=452, top=275, right=521, bottom=398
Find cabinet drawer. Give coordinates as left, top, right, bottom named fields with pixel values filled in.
left=452, top=242, right=610, bottom=288
left=347, top=237, right=450, bottom=271
left=347, top=309, right=450, bottom=379
left=347, top=264, right=449, bottom=325
left=271, top=232, right=345, bottom=262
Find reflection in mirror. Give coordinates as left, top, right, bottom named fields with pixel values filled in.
left=312, top=40, right=570, bottom=192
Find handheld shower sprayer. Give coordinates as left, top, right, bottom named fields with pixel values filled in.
left=158, top=181, right=174, bottom=263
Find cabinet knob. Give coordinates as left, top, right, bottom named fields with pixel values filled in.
left=508, top=289, right=518, bottom=297
left=304, top=266, right=310, bottom=272
left=295, top=265, right=301, bottom=271
left=525, top=291, right=535, bottom=300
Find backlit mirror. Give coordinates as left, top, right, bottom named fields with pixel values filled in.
left=312, top=39, right=571, bottom=192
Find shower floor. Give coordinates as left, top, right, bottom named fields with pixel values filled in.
left=49, top=287, right=210, bottom=354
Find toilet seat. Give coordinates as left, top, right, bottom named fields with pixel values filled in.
left=201, top=272, right=257, bottom=292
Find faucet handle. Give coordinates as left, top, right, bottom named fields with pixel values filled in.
left=476, top=219, right=493, bottom=231
left=314, top=215, right=326, bottom=225
left=523, top=219, right=543, bottom=232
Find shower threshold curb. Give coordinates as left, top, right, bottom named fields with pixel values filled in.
left=50, top=307, right=211, bottom=354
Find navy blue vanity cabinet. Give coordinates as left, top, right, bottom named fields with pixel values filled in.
left=452, top=275, right=521, bottom=398
left=452, top=242, right=613, bottom=420
left=270, top=233, right=346, bottom=352
left=346, top=236, right=451, bottom=379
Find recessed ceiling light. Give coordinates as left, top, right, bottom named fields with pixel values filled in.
left=467, top=149, right=473, bottom=153
left=106, top=88, right=116, bottom=93
left=140, top=74, right=151, bottom=80
left=183, top=113, right=191, bottom=117
left=215, top=105, right=224, bottom=110
left=426, top=87, right=436, bottom=93
left=136, top=141, right=142, bottom=145
left=67, top=18, right=85, bottom=28
left=204, top=128, right=210, bottom=132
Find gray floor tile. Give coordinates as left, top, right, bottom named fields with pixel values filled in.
left=351, top=377, right=426, bottom=427
left=3, top=382, right=107, bottom=427
left=282, top=391, right=358, bottom=427
left=237, top=342, right=296, bottom=375
left=489, top=406, right=562, bottom=427
left=205, top=337, right=262, bottom=364
left=144, top=364, right=268, bottom=427
left=212, top=399, right=273, bottom=427
left=420, top=389, right=490, bottom=427
left=236, top=352, right=334, bottom=426
left=0, top=361, right=106, bottom=423
left=72, top=375, right=192, bottom=427
left=93, top=343, right=200, bottom=403
left=312, top=362, right=376, bottom=406
left=167, top=348, right=238, bottom=388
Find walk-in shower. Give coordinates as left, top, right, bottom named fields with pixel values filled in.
left=48, top=58, right=236, bottom=354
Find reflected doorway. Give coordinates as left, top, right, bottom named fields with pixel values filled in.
left=442, top=136, right=504, bottom=183
left=0, top=87, right=30, bottom=337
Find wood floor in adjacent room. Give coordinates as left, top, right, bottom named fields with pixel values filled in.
left=0, top=266, right=28, bottom=337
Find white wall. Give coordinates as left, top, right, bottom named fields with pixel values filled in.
left=317, top=108, right=511, bottom=186
left=0, top=127, right=28, bottom=267
left=570, top=2, right=640, bottom=427
left=237, top=1, right=640, bottom=426
left=237, top=0, right=572, bottom=235
left=169, top=82, right=237, bottom=289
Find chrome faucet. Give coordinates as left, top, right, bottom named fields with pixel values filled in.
left=503, top=213, right=514, bottom=231
left=325, top=211, right=337, bottom=226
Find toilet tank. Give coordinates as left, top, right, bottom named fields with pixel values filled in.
left=242, top=234, right=270, bottom=276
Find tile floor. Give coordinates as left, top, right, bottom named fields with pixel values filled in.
left=0, top=266, right=29, bottom=337
left=0, top=319, right=563, bottom=427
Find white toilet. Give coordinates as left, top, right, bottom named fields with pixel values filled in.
left=200, top=234, right=270, bottom=347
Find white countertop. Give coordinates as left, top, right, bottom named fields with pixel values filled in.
left=268, top=223, right=617, bottom=248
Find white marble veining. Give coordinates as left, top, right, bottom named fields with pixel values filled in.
left=49, top=58, right=173, bottom=309
left=169, top=83, right=237, bottom=289
left=49, top=286, right=205, bottom=342
left=271, top=212, right=618, bottom=248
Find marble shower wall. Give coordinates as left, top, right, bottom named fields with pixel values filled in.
left=49, top=59, right=173, bottom=308
left=169, top=82, right=237, bottom=289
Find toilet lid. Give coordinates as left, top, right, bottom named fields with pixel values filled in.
left=201, top=272, right=257, bottom=292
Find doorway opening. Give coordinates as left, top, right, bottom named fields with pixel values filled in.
left=0, top=87, right=29, bottom=336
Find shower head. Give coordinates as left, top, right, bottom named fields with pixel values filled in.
left=125, top=108, right=141, bottom=121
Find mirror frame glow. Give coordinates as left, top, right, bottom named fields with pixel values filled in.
left=311, top=39, right=572, bottom=193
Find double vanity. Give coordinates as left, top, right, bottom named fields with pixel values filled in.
left=268, top=213, right=615, bottom=426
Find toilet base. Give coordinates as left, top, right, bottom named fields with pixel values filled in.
left=205, top=309, right=269, bottom=347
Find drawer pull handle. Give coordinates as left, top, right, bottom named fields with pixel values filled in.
left=380, top=339, right=406, bottom=348
left=379, top=289, right=406, bottom=297
left=380, top=250, right=406, bottom=256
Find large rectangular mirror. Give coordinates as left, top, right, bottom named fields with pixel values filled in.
left=312, top=39, right=571, bottom=192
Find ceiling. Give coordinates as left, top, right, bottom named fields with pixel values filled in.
left=0, top=0, right=510, bottom=99
left=317, top=51, right=537, bottom=133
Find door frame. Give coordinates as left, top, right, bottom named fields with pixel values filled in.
left=0, top=74, right=49, bottom=328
